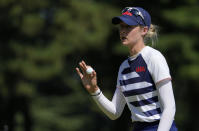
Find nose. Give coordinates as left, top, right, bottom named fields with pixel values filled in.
left=120, top=30, right=126, bottom=36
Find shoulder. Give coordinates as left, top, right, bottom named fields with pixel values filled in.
left=141, top=46, right=167, bottom=65
left=141, top=46, right=171, bottom=84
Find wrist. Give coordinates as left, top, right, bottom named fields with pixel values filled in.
left=88, top=85, right=99, bottom=94
left=90, top=88, right=101, bottom=96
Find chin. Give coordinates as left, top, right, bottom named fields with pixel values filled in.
left=121, top=41, right=129, bottom=46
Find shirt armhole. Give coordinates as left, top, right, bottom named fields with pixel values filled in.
left=156, top=77, right=172, bottom=87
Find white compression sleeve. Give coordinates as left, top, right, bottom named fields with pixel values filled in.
left=92, top=87, right=126, bottom=120
left=157, top=80, right=176, bottom=131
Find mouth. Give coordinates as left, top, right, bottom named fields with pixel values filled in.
left=120, top=36, right=127, bottom=41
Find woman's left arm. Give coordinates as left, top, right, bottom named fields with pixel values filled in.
left=157, top=80, right=176, bottom=131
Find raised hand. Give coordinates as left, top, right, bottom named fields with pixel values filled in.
left=76, top=60, right=99, bottom=94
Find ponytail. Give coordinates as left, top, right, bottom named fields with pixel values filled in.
left=144, top=24, right=158, bottom=46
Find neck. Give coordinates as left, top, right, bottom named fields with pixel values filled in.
left=129, top=41, right=145, bottom=56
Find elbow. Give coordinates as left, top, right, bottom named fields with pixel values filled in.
left=109, top=115, right=119, bottom=120
left=108, top=113, right=121, bottom=120
left=109, top=117, right=117, bottom=120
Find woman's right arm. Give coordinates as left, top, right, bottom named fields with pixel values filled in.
left=92, top=87, right=126, bottom=120
left=76, top=60, right=126, bottom=120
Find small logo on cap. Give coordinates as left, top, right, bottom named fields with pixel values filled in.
left=122, top=11, right=132, bottom=16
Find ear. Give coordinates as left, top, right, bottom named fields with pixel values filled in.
left=141, top=26, right=148, bottom=36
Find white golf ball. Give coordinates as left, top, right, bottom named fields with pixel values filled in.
left=86, top=67, right=94, bottom=74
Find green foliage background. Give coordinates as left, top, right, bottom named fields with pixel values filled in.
left=0, top=0, right=199, bottom=131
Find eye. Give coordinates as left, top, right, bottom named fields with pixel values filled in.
left=120, top=25, right=131, bottom=29
left=118, top=24, right=135, bottom=31
left=126, top=25, right=132, bottom=29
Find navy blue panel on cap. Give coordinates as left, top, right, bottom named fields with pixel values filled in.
left=135, top=7, right=151, bottom=28
left=112, top=7, right=151, bottom=28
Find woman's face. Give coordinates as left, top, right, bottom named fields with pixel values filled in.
left=119, top=22, right=145, bottom=47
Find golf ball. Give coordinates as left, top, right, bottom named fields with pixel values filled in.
left=86, top=67, right=94, bottom=74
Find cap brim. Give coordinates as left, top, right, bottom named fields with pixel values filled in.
left=112, top=15, right=138, bottom=26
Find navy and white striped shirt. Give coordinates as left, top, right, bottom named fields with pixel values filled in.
left=117, top=46, right=171, bottom=122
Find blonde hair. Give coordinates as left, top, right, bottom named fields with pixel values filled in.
left=144, top=24, right=158, bottom=46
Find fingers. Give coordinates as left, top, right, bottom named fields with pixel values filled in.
left=76, top=67, right=83, bottom=79
left=79, top=60, right=92, bottom=73
left=82, top=61, right=88, bottom=70
left=93, top=70, right=96, bottom=76
left=90, top=70, right=96, bottom=78
left=79, top=61, right=86, bottom=74
left=77, top=60, right=96, bottom=77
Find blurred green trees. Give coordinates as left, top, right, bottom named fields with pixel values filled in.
left=0, top=0, right=198, bottom=131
